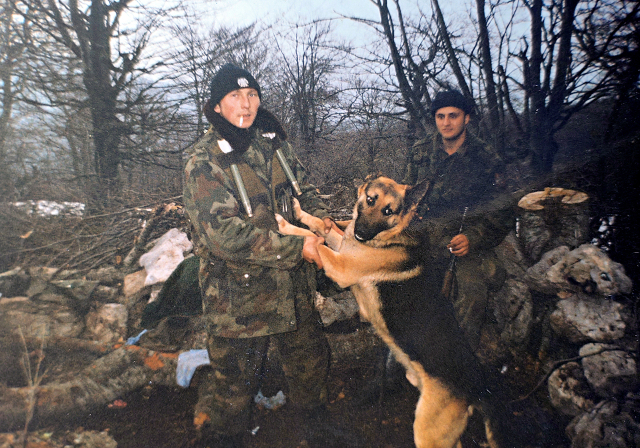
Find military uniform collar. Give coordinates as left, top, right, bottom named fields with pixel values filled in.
left=433, top=131, right=478, bottom=159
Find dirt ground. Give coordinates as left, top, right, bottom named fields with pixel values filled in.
left=75, top=357, right=418, bottom=448
left=55, top=323, right=569, bottom=448
left=71, top=326, right=419, bottom=448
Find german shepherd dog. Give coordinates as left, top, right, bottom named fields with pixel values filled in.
left=277, top=176, right=507, bottom=448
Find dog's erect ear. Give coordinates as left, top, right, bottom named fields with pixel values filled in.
left=403, top=179, right=431, bottom=209
left=364, top=172, right=384, bottom=182
left=357, top=180, right=368, bottom=197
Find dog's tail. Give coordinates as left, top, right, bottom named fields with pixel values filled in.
left=483, top=412, right=503, bottom=448
left=472, top=378, right=524, bottom=448
left=478, top=395, right=522, bottom=448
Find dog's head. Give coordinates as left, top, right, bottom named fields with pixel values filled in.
left=352, top=176, right=430, bottom=242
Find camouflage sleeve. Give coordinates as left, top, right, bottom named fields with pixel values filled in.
left=464, top=201, right=516, bottom=251
left=463, top=149, right=517, bottom=251
left=183, top=151, right=306, bottom=270
left=402, top=136, right=437, bottom=185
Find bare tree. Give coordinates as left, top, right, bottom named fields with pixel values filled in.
left=449, top=0, right=639, bottom=172
left=520, top=0, right=579, bottom=172
left=305, top=78, right=409, bottom=186
left=475, top=0, right=502, bottom=149
left=432, top=0, right=472, bottom=99
left=574, top=0, right=640, bottom=143
left=370, top=0, right=436, bottom=144
left=0, top=0, right=32, bottom=198
left=269, top=21, right=346, bottom=155
left=359, top=0, right=639, bottom=175
left=18, top=0, right=177, bottom=202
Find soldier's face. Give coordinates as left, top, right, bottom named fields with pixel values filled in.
left=435, top=107, right=469, bottom=141
left=214, top=88, right=261, bottom=128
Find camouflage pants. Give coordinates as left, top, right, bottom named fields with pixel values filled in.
left=452, top=251, right=506, bottom=351
left=193, top=311, right=330, bottom=437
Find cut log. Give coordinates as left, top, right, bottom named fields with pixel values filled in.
left=517, top=187, right=590, bottom=262
left=0, top=345, right=179, bottom=431
left=122, top=203, right=184, bottom=271
left=6, top=335, right=115, bottom=356
left=518, top=187, right=588, bottom=211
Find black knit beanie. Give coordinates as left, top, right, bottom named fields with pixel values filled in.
left=209, top=63, right=262, bottom=107
left=430, top=89, right=473, bottom=116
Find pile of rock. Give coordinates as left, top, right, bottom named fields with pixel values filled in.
left=490, top=202, right=638, bottom=448
left=539, top=244, right=638, bottom=448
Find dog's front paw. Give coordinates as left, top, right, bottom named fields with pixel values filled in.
left=275, top=214, right=288, bottom=233
left=292, top=197, right=303, bottom=220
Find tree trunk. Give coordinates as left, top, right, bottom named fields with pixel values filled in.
left=85, top=0, right=125, bottom=199
left=527, top=0, right=550, bottom=173
left=0, top=345, right=179, bottom=432
left=432, top=0, right=471, bottom=98
left=376, top=0, right=430, bottom=144
left=42, top=0, right=136, bottom=201
left=527, top=0, right=578, bottom=174
left=0, top=0, right=22, bottom=196
left=476, top=0, right=503, bottom=153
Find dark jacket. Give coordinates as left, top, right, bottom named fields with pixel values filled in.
left=404, top=131, right=515, bottom=256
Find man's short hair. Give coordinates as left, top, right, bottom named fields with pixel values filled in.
left=430, top=89, right=473, bottom=116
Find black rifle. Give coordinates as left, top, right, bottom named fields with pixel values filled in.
left=441, top=206, right=468, bottom=298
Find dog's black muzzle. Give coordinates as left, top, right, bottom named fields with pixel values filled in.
left=353, top=216, right=388, bottom=242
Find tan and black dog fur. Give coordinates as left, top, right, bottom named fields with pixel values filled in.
left=277, top=176, right=507, bottom=448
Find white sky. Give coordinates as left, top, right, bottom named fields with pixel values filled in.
left=206, top=0, right=381, bottom=27
left=190, top=0, right=385, bottom=48
left=194, top=0, right=471, bottom=47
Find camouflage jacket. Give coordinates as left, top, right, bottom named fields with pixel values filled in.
left=183, top=125, right=329, bottom=338
left=403, top=132, right=515, bottom=255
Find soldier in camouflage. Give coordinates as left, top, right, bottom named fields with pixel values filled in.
left=403, top=89, right=515, bottom=352
left=183, top=64, right=334, bottom=447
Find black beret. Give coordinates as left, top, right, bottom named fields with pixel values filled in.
left=430, top=89, right=473, bottom=116
left=209, top=63, right=262, bottom=107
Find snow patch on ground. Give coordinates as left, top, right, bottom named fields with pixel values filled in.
left=11, top=200, right=85, bottom=217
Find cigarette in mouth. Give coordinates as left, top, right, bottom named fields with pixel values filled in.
left=239, top=116, right=244, bottom=127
